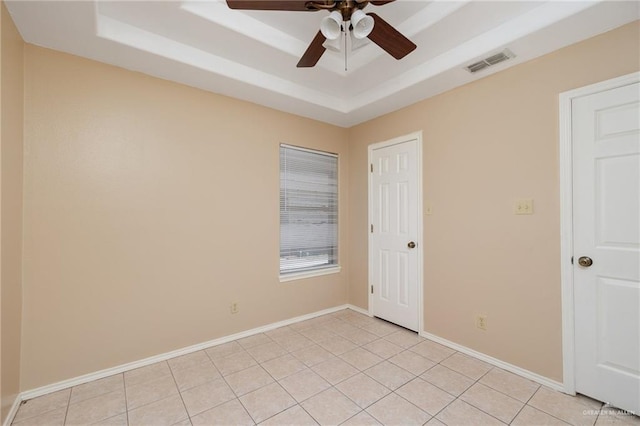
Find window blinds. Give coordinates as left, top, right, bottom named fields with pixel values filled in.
left=280, top=144, right=338, bottom=275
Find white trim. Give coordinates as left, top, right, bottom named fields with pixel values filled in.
left=559, top=71, right=640, bottom=396
left=367, top=131, right=424, bottom=333
left=19, top=304, right=352, bottom=401
left=559, top=83, right=576, bottom=396
left=416, top=133, right=425, bottom=336
left=345, top=304, right=371, bottom=317
left=279, top=266, right=341, bottom=283
left=280, top=143, right=338, bottom=158
left=2, top=395, right=22, bottom=426
left=421, top=331, right=564, bottom=392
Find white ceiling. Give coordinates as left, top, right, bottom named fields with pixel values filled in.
left=6, top=0, right=639, bottom=127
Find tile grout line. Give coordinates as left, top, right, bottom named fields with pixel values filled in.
left=425, top=362, right=501, bottom=424
left=62, top=381, right=129, bottom=425
left=312, top=315, right=399, bottom=425
left=458, top=366, right=520, bottom=425
left=198, top=347, right=247, bottom=421
left=121, top=373, right=130, bottom=426
left=425, top=365, right=485, bottom=423
left=239, top=347, right=295, bottom=425
left=525, top=387, right=601, bottom=426
left=506, top=381, right=542, bottom=424
left=476, top=373, right=541, bottom=406
left=256, top=315, right=393, bottom=425
left=166, top=362, right=191, bottom=425
left=11, top=390, right=70, bottom=425
left=268, top=315, right=364, bottom=425
left=216, top=339, right=275, bottom=425
left=389, top=380, right=439, bottom=423
left=122, top=368, right=179, bottom=414
left=62, top=387, right=72, bottom=426
left=75, top=379, right=131, bottom=425
left=319, top=318, right=432, bottom=424
left=212, top=358, right=254, bottom=422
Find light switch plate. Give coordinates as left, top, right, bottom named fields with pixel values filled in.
left=514, top=199, right=534, bottom=215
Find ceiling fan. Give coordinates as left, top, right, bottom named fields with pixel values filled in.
left=225, top=0, right=417, bottom=68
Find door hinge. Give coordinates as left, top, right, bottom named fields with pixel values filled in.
left=370, top=224, right=373, bottom=233
left=370, top=163, right=373, bottom=173
left=571, top=256, right=574, bottom=265
left=371, top=285, right=374, bottom=294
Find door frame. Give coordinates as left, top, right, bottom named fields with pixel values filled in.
left=367, top=131, right=424, bottom=333
left=559, top=71, right=640, bottom=395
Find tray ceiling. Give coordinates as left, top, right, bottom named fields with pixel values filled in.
left=6, top=0, right=639, bottom=127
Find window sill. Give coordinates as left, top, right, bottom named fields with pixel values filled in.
left=279, top=266, right=341, bottom=283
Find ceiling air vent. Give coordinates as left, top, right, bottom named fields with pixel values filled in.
left=465, top=49, right=515, bottom=73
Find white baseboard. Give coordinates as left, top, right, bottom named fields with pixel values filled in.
left=2, top=395, right=22, bottom=426
left=345, top=304, right=371, bottom=316
left=420, top=331, right=564, bottom=392
left=19, top=304, right=352, bottom=402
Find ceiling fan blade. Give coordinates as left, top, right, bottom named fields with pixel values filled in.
left=369, top=0, right=395, bottom=5
left=366, top=13, right=416, bottom=60
left=297, top=31, right=327, bottom=67
left=226, top=0, right=313, bottom=11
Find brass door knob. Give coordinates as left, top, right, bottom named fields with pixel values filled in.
left=578, top=256, right=593, bottom=267
left=408, top=241, right=416, bottom=249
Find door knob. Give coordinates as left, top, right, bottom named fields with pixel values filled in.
left=578, top=256, right=593, bottom=267
left=408, top=241, right=416, bottom=249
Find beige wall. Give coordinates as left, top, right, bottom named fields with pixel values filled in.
left=0, top=1, right=24, bottom=421
left=21, top=45, right=349, bottom=390
left=348, top=21, right=640, bottom=381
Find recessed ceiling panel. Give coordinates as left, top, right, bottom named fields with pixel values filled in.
left=5, top=0, right=638, bottom=127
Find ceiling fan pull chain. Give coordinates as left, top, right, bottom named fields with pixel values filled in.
left=344, top=27, right=348, bottom=71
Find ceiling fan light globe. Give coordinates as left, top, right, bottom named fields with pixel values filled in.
left=320, top=11, right=343, bottom=40
left=351, top=10, right=374, bottom=39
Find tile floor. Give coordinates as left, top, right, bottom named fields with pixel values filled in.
left=11, top=309, right=640, bottom=426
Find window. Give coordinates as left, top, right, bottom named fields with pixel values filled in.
left=280, top=144, right=338, bottom=278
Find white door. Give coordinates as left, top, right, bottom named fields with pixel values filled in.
left=573, top=81, right=640, bottom=413
left=369, top=135, right=421, bottom=331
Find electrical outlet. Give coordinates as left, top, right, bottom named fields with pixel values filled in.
left=476, top=315, right=487, bottom=331
left=514, top=199, right=534, bottom=215
left=230, top=302, right=239, bottom=314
